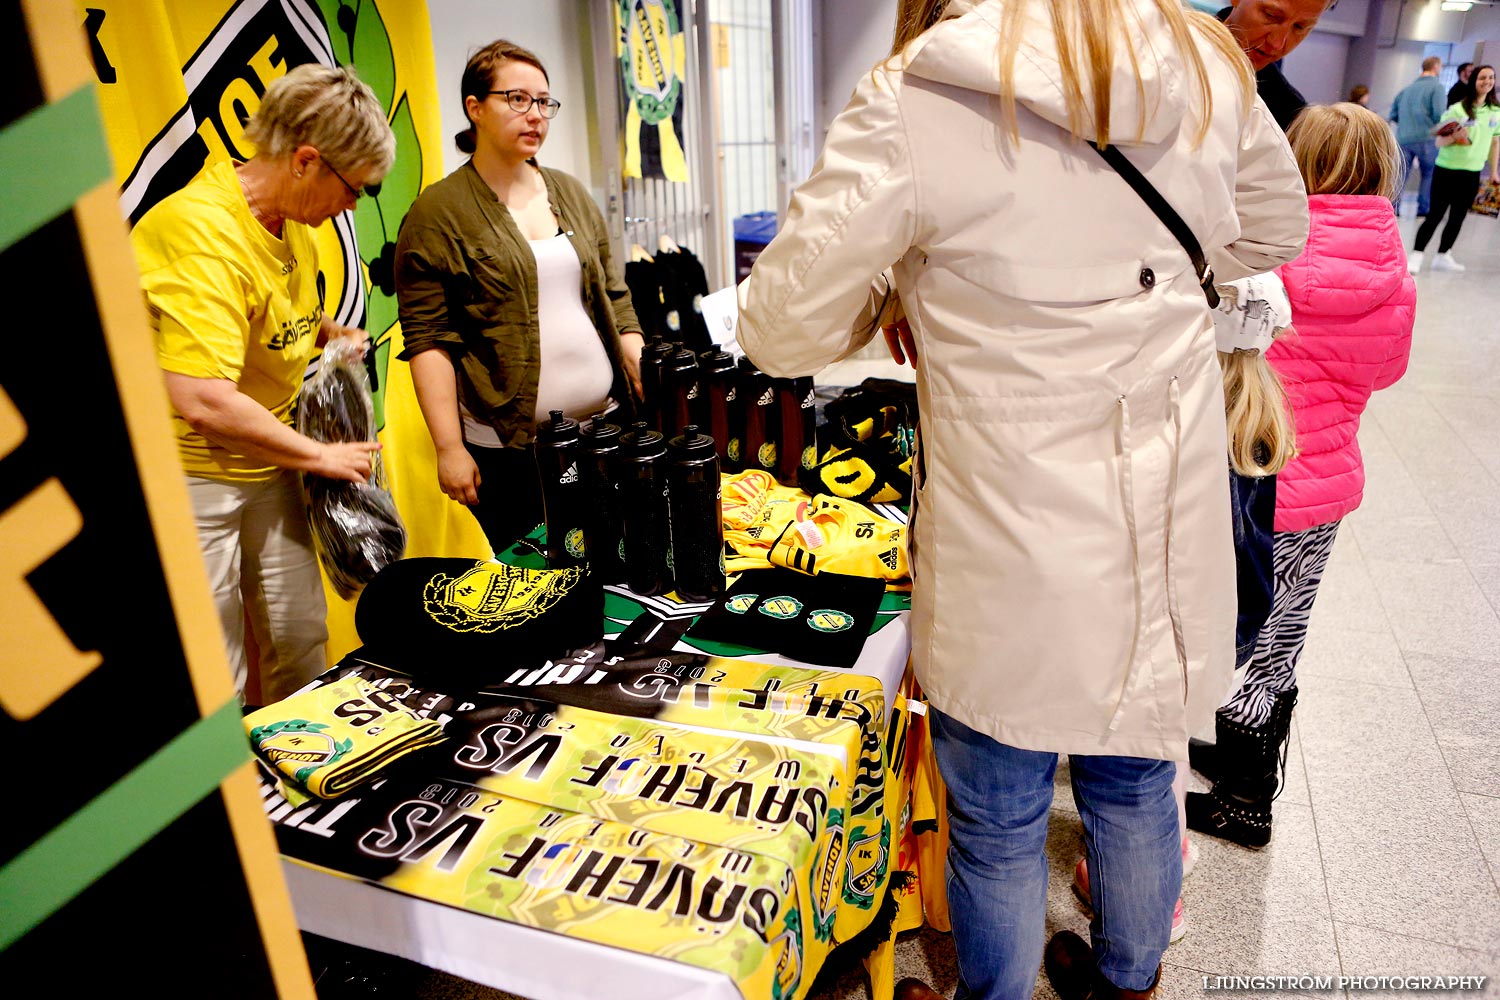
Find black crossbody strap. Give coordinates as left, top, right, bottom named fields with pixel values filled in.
left=1089, top=141, right=1219, bottom=308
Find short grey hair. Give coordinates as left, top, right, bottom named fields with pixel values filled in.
left=244, top=63, right=395, bottom=177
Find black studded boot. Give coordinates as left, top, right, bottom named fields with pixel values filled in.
left=1186, top=687, right=1298, bottom=849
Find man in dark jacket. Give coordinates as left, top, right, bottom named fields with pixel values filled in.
left=1448, top=63, right=1474, bottom=106
left=1219, top=0, right=1335, bottom=131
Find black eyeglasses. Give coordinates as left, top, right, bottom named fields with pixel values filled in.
left=488, top=89, right=562, bottom=119
left=323, top=158, right=381, bottom=200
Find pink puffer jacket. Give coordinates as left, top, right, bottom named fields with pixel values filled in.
left=1269, top=194, right=1414, bottom=533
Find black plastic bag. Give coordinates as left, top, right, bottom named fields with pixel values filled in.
left=297, top=338, right=406, bottom=598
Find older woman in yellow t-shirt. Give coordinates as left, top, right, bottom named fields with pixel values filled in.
left=131, top=64, right=394, bottom=703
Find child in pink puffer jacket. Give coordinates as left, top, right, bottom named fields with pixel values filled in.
left=1189, top=103, right=1415, bottom=849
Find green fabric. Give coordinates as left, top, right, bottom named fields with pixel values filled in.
left=394, top=161, right=641, bottom=448
left=0, top=699, right=250, bottom=950
left=0, top=85, right=112, bottom=254
left=1435, top=101, right=1500, bottom=172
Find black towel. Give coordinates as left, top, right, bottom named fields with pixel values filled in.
left=687, top=568, right=885, bottom=669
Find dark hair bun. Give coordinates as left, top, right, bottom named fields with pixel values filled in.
left=455, top=128, right=476, bottom=155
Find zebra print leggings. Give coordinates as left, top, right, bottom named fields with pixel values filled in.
left=1221, top=519, right=1342, bottom=727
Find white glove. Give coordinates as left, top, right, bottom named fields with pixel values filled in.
left=1212, top=273, right=1291, bottom=355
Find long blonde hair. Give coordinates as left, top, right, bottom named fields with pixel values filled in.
left=1220, top=348, right=1296, bottom=477
left=890, top=0, right=1254, bottom=147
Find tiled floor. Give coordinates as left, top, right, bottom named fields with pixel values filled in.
left=405, top=215, right=1500, bottom=999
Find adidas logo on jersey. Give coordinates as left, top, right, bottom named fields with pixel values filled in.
left=802, top=389, right=815, bottom=408
left=559, top=463, right=579, bottom=484
left=879, top=547, right=900, bottom=570
left=758, top=389, right=774, bottom=406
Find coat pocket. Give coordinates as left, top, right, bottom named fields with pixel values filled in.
left=946, top=253, right=1190, bottom=305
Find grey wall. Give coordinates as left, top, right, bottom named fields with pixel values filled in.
left=1284, top=31, right=1353, bottom=104
left=816, top=0, right=898, bottom=141
left=1460, top=6, right=1500, bottom=66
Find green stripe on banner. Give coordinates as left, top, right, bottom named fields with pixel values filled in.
left=0, top=699, right=251, bottom=950
left=0, top=83, right=113, bottom=254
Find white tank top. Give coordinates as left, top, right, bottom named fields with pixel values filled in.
left=463, top=233, right=614, bottom=447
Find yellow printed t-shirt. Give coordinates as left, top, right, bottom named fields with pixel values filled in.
left=131, top=161, right=323, bottom=482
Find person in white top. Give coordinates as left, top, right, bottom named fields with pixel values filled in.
left=397, top=40, right=644, bottom=551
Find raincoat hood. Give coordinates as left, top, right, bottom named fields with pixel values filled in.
left=906, top=0, right=1198, bottom=146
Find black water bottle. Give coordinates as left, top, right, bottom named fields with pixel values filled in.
left=579, top=413, right=627, bottom=585
left=534, top=409, right=587, bottom=567
left=619, top=422, right=673, bottom=596
left=662, top=347, right=702, bottom=442
left=639, top=333, right=675, bottom=433
left=775, top=376, right=817, bottom=488
left=698, top=348, right=737, bottom=469
left=739, top=358, right=780, bottom=476
left=667, top=425, right=726, bottom=602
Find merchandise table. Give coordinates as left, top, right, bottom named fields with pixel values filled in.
left=263, top=572, right=917, bottom=1000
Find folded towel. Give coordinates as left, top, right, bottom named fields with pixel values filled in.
left=245, top=673, right=447, bottom=799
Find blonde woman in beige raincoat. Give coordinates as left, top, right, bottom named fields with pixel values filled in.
left=737, top=1, right=1308, bottom=998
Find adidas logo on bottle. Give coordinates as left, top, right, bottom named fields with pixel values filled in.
left=559, top=463, right=579, bottom=484
left=758, top=389, right=774, bottom=406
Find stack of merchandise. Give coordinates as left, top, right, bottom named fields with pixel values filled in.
left=719, top=470, right=909, bottom=583
left=244, top=672, right=448, bottom=805
left=263, top=641, right=913, bottom=1000
left=800, top=378, right=918, bottom=505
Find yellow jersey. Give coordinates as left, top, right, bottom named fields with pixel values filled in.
left=132, top=161, right=323, bottom=481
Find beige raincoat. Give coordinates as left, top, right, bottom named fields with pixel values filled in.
left=738, top=0, right=1308, bottom=760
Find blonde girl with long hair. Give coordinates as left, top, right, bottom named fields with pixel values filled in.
left=1188, top=103, right=1413, bottom=850
left=737, top=1, right=1309, bottom=998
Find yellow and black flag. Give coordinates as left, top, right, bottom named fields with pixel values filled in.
left=617, top=0, right=689, bottom=182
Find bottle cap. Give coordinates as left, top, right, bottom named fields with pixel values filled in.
left=579, top=412, right=622, bottom=450
left=669, top=424, right=717, bottom=460
left=621, top=421, right=666, bottom=458
left=643, top=335, right=675, bottom=361
left=535, top=409, right=579, bottom=446
left=698, top=348, right=735, bottom=374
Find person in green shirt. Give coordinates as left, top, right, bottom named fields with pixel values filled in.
left=1410, top=64, right=1500, bottom=273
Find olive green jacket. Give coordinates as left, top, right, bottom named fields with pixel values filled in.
left=395, top=160, right=641, bottom=448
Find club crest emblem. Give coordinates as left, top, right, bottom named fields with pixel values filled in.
left=759, top=596, right=802, bottom=620
left=426, top=561, right=581, bottom=632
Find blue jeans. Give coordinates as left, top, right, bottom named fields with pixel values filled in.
left=1396, top=139, right=1438, bottom=216
left=932, top=710, right=1179, bottom=999
left=1229, top=469, right=1276, bottom=667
